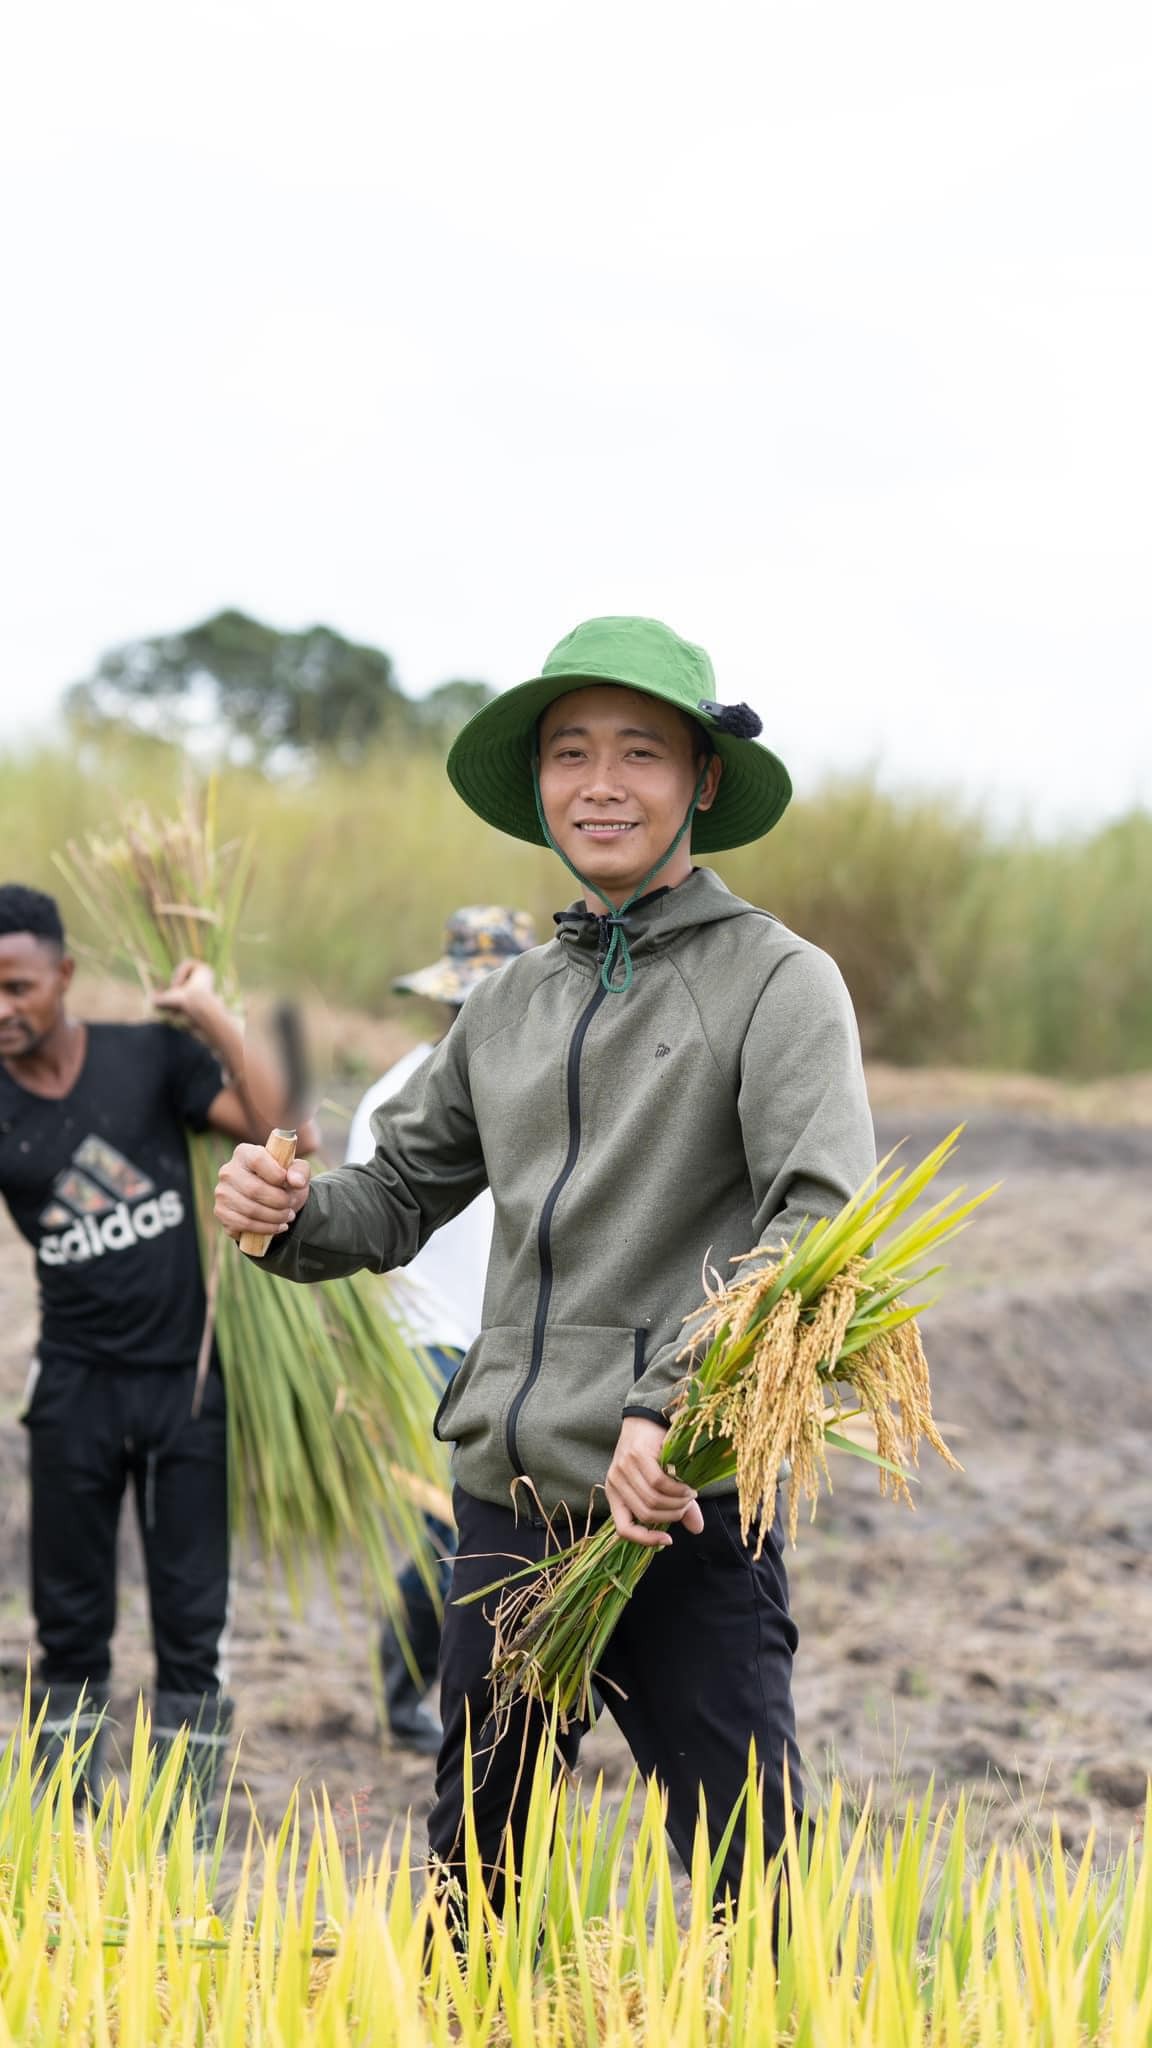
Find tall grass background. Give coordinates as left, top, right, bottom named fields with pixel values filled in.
left=3, top=737, right=1149, bottom=1076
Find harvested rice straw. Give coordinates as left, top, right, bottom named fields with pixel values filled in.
left=469, top=1130, right=994, bottom=1727
left=54, top=790, right=449, bottom=1621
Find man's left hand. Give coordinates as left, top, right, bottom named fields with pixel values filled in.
left=604, top=1415, right=704, bottom=1548
left=154, top=960, right=220, bottom=1036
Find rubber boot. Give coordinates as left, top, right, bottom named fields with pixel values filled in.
left=379, top=1627, right=442, bottom=1757
left=30, top=1681, right=109, bottom=1814
left=151, top=1690, right=234, bottom=1849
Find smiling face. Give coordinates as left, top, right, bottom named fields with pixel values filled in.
left=0, top=931, right=73, bottom=1063
left=536, top=685, right=722, bottom=907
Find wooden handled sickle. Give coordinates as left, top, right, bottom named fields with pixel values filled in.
left=239, top=1000, right=311, bottom=1259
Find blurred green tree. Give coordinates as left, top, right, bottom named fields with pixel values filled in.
left=65, top=610, right=493, bottom=763
left=409, top=678, right=496, bottom=748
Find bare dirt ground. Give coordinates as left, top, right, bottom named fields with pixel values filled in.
left=2, top=1043, right=1150, bottom=1873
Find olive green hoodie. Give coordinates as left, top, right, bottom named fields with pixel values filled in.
left=257, top=867, right=875, bottom=1515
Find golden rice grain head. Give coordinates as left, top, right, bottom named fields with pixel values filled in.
left=885, top=1321, right=961, bottom=1470
left=793, top=1267, right=862, bottom=1380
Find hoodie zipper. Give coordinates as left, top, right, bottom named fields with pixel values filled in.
left=505, top=975, right=609, bottom=1476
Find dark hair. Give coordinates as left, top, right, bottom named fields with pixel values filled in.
left=0, top=883, right=66, bottom=950
left=684, top=712, right=715, bottom=762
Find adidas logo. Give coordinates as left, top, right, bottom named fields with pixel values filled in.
left=37, top=1135, right=185, bottom=1267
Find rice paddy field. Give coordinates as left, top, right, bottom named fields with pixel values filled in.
left=2, top=745, right=1151, bottom=2038
left=2, top=1708, right=1151, bottom=2046
left=2, top=1013, right=1151, bottom=2040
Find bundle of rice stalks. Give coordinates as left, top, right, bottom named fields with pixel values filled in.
left=54, top=789, right=448, bottom=1617
left=472, top=1131, right=994, bottom=1726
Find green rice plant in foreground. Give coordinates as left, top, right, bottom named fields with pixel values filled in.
left=2, top=1695, right=1151, bottom=2045
left=52, top=795, right=448, bottom=1620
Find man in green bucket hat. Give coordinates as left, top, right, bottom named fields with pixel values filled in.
left=215, top=615, right=875, bottom=1907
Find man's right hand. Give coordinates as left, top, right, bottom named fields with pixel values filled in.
left=214, top=1144, right=312, bottom=1243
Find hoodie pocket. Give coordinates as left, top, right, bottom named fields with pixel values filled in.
left=433, top=1324, right=531, bottom=1453
left=513, top=1324, right=647, bottom=1512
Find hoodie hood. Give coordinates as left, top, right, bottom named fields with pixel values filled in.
left=553, top=867, right=759, bottom=978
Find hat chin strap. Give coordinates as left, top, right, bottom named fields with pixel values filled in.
left=532, top=759, right=710, bottom=994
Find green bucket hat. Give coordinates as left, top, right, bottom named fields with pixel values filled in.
left=446, top=615, right=791, bottom=854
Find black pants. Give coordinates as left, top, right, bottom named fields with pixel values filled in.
left=23, top=1357, right=230, bottom=1699
left=428, top=1487, right=804, bottom=1907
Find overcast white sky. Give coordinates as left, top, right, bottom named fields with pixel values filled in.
left=2, top=0, right=1149, bottom=826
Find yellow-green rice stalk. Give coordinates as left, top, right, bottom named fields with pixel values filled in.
left=2, top=1684, right=1150, bottom=2044
left=472, top=1131, right=994, bottom=1727
left=53, top=792, right=448, bottom=1619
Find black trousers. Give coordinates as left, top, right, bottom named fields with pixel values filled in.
left=22, top=1357, right=230, bottom=1699
left=428, top=1487, right=804, bottom=1906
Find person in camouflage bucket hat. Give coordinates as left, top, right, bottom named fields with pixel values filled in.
left=347, top=903, right=537, bottom=1753
left=392, top=906, right=538, bottom=1006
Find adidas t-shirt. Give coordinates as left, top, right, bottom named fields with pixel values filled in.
left=0, top=1023, right=224, bottom=1371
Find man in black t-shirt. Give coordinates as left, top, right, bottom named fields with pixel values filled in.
left=0, top=882, right=315, bottom=1817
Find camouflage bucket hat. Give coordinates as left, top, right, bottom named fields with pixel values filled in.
left=446, top=615, right=792, bottom=853
left=392, top=905, right=538, bottom=1005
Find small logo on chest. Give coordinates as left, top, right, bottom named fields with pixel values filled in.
left=654, top=1043, right=672, bottom=1060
